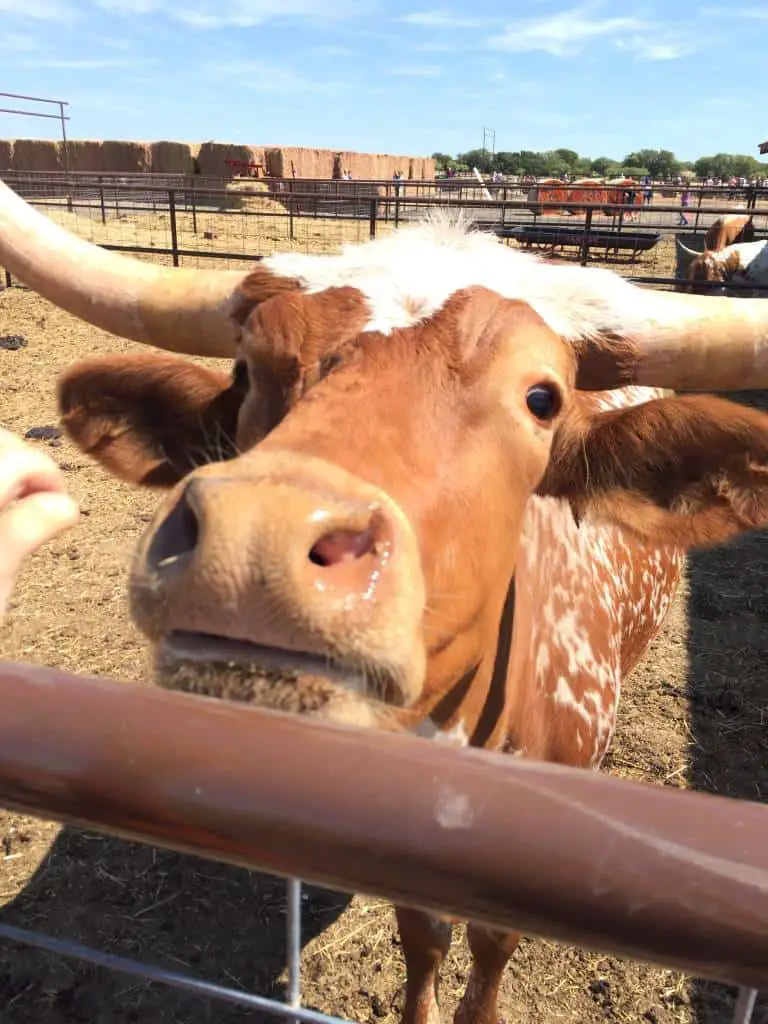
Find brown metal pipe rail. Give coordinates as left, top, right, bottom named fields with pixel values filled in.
left=1, top=659, right=768, bottom=989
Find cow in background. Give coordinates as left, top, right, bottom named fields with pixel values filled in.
left=705, top=214, right=755, bottom=251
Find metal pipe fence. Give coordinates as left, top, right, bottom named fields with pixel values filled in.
left=2, top=172, right=768, bottom=295
left=0, top=661, right=765, bottom=1021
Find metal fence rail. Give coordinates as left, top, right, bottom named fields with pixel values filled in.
left=0, top=662, right=767, bottom=988
left=2, top=173, right=768, bottom=293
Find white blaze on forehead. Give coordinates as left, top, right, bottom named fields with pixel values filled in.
left=264, top=215, right=650, bottom=341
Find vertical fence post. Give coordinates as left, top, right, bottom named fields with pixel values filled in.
left=289, top=195, right=295, bottom=241
left=191, top=184, right=198, bottom=236
left=693, top=187, right=703, bottom=234
left=394, top=188, right=401, bottom=229
left=286, top=878, right=302, bottom=1020
left=169, top=189, right=180, bottom=267
left=732, top=988, right=757, bottom=1024
left=369, top=198, right=377, bottom=240
left=579, top=207, right=593, bottom=266
left=99, top=176, right=106, bottom=226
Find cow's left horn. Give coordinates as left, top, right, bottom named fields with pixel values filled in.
left=585, top=288, right=768, bottom=391
left=0, top=180, right=254, bottom=358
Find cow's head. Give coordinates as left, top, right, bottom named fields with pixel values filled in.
left=3, top=182, right=768, bottom=733
left=688, top=249, right=738, bottom=285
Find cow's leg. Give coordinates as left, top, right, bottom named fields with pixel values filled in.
left=396, top=906, right=453, bottom=1024
left=454, top=924, right=521, bottom=1024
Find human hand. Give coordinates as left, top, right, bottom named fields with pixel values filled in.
left=0, top=427, right=80, bottom=619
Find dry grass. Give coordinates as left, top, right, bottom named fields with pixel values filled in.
left=0, top=216, right=767, bottom=1023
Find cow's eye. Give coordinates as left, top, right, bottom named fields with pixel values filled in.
left=526, top=383, right=561, bottom=421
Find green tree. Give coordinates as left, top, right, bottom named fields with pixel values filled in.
left=621, top=166, right=650, bottom=179
left=553, top=147, right=580, bottom=170
left=492, top=151, right=518, bottom=174
left=457, top=148, right=495, bottom=173
left=623, top=149, right=679, bottom=179
left=590, top=156, right=621, bottom=177
left=431, top=152, right=454, bottom=172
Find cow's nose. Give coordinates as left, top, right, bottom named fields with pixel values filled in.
left=146, top=478, right=395, bottom=599
left=131, top=465, right=426, bottom=708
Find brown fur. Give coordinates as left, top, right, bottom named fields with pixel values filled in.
left=58, top=285, right=768, bottom=1024
left=705, top=215, right=754, bottom=251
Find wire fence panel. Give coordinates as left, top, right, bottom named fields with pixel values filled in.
left=3, top=172, right=768, bottom=292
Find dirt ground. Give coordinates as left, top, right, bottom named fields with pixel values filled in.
left=1, top=224, right=768, bottom=1024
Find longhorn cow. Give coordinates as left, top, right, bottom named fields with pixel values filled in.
left=677, top=235, right=768, bottom=295
left=3, top=180, right=768, bottom=1024
left=704, top=213, right=755, bottom=251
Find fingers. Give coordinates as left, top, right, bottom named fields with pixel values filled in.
left=0, top=428, right=80, bottom=618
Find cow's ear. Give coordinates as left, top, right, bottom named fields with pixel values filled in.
left=59, top=353, right=245, bottom=487
left=538, top=394, right=768, bottom=550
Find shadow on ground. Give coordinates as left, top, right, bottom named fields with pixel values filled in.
left=0, top=827, right=351, bottom=1023
left=685, top=389, right=768, bottom=1024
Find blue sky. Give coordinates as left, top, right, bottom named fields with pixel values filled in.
left=0, top=1, right=765, bottom=160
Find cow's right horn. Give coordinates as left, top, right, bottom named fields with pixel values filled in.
left=674, top=237, right=701, bottom=259
left=0, top=180, right=293, bottom=359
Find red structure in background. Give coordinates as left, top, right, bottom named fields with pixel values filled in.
left=527, top=177, right=644, bottom=217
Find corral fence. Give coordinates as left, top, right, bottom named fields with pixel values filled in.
left=1, top=172, right=768, bottom=1022
left=3, top=171, right=768, bottom=296
left=0, top=662, right=767, bottom=1024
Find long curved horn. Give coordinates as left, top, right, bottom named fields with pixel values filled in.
left=0, top=180, right=248, bottom=357
left=579, top=287, right=768, bottom=392
left=674, top=236, right=701, bottom=259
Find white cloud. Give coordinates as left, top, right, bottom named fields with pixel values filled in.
left=702, top=4, right=768, bottom=17
left=414, top=40, right=460, bottom=52
left=23, top=55, right=151, bottom=68
left=202, top=58, right=344, bottom=93
left=386, top=65, right=443, bottom=77
left=487, top=5, right=647, bottom=57
left=615, top=34, right=696, bottom=61
left=400, top=9, right=487, bottom=29
left=0, top=0, right=76, bottom=19
left=0, top=31, right=43, bottom=49
left=94, top=0, right=366, bottom=25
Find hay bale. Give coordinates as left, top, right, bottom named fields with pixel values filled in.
left=197, top=142, right=265, bottom=178
left=0, top=140, right=12, bottom=171
left=151, top=141, right=195, bottom=174
left=102, top=140, right=150, bottom=173
left=12, top=139, right=61, bottom=172
left=223, top=177, right=287, bottom=215
left=65, top=140, right=106, bottom=172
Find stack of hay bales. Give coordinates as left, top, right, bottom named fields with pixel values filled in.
left=223, top=177, right=287, bottom=216
left=11, top=139, right=61, bottom=172
left=196, top=142, right=265, bottom=177
left=0, top=140, right=12, bottom=172
left=101, top=140, right=151, bottom=173
left=150, top=141, right=196, bottom=175
left=0, top=138, right=436, bottom=180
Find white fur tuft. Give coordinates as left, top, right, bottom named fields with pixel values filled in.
left=264, top=215, right=652, bottom=342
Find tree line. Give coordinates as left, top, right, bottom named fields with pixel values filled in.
left=431, top=147, right=768, bottom=180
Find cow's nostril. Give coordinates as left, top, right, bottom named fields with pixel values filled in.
left=309, top=527, right=376, bottom=567
left=147, top=489, right=200, bottom=573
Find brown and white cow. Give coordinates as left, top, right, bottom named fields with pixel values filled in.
left=680, top=237, right=768, bottom=295
left=704, top=213, right=755, bottom=251
left=3, top=180, right=768, bottom=1024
